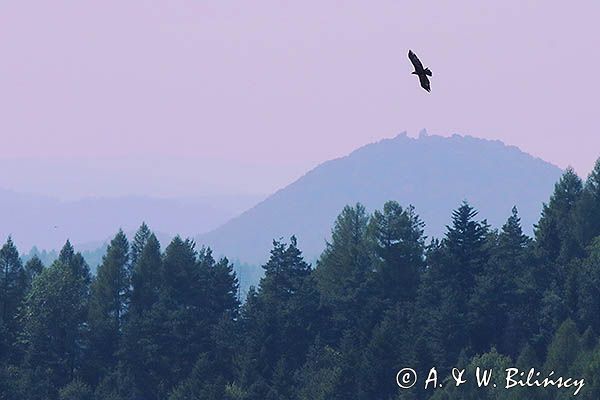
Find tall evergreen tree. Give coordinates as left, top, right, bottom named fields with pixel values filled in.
left=129, top=233, right=162, bottom=315
left=21, top=241, right=91, bottom=400
left=120, top=232, right=163, bottom=399
left=198, top=248, right=240, bottom=322
left=57, top=240, right=91, bottom=290
left=86, top=230, right=130, bottom=384
left=576, top=237, right=600, bottom=333
left=238, top=237, right=319, bottom=399
left=0, top=237, right=26, bottom=361
left=544, top=319, right=581, bottom=375
left=368, top=201, right=426, bottom=304
left=130, top=222, right=151, bottom=269
left=574, top=158, right=600, bottom=246
left=470, top=207, right=536, bottom=356
left=294, top=342, right=344, bottom=400
left=125, top=236, right=200, bottom=400
left=535, top=167, right=584, bottom=265
left=443, top=201, right=489, bottom=291
left=416, top=202, right=489, bottom=368
left=315, top=203, right=375, bottom=343
left=24, top=255, right=44, bottom=289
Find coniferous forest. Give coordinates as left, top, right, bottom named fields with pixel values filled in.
left=2, top=163, right=600, bottom=399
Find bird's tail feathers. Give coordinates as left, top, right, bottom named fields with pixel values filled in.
left=424, top=68, right=432, bottom=77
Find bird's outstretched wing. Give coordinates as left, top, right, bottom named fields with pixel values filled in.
left=408, top=50, right=424, bottom=72
left=418, top=74, right=431, bottom=92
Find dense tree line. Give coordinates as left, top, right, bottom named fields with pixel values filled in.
left=1, top=161, right=600, bottom=399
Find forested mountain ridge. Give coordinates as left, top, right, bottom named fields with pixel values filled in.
left=1, top=160, right=600, bottom=399
left=198, top=132, right=562, bottom=265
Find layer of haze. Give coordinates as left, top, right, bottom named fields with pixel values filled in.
left=1, top=1, right=598, bottom=199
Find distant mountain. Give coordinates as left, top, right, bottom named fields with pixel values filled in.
left=0, top=192, right=264, bottom=252
left=197, top=132, right=563, bottom=265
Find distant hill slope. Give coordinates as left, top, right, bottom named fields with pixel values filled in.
left=197, top=132, right=563, bottom=265
left=0, top=192, right=264, bottom=251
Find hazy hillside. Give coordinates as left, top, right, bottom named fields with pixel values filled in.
left=0, top=192, right=264, bottom=251
left=197, top=132, right=563, bottom=265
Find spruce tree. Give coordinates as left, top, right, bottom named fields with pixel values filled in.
left=86, top=230, right=130, bottom=384
left=535, top=167, right=584, bottom=264
left=315, top=203, right=375, bottom=342
left=24, top=255, right=44, bottom=289
left=574, top=158, right=600, bottom=247
left=544, top=319, right=581, bottom=375
left=294, top=342, right=344, bottom=400
left=443, top=201, right=489, bottom=290
left=130, top=222, right=151, bottom=269
left=0, top=237, right=27, bottom=361
left=368, top=202, right=426, bottom=304
left=129, top=233, right=162, bottom=315
left=21, top=241, right=91, bottom=400
left=470, top=207, right=536, bottom=355
left=238, top=237, right=319, bottom=398
left=418, top=202, right=489, bottom=366
left=121, top=232, right=164, bottom=400
left=576, top=237, right=600, bottom=333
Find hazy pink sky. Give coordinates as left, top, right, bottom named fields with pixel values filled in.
left=1, top=1, right=598, bottom=199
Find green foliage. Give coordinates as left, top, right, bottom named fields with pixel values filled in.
left=129, top=232, right=162, bottom=314
left=59, top=380, right=94, bottom=400
left=0, top=237, right=27, bottom=361
left=24, top=255, right=44, bottom=288
left=130, top=222, right=151, bottom=268
left=4, top=163, right=600, bottom=399
left=295, top=343, right=343, bottom=400
left=20, top=241, right=91, bottom=399
left=535, top=167, right=584, bottom=265
left=315, top=203, right=375, bottom=342
left=369, top=201, right=426, bottom=303
left=86, top=230, right=130, bottom=384
left=544, top=319, right=581, bottom=375
left=237, top=237, right=319, bottom=399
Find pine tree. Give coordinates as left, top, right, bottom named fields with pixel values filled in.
left=24, top=255, right=44, bottom=289
left=197, top=248, right=239, bottom=323
left=294, top=342, right=344, bottom=400
left=582, top=344, right=600, bottom=399
left=574, top=158, right=600, bottom=246
left=56, top=240, right=91, bottom=296
left=359, top=302, right=415, bottom=399
left=129, top=233, right=162, bottom=315
left=417, top=202, right=489, bottom=366
left=86, top=230, right=130, bottom=384
left=470, top=207, right=537, bottom=355
left=368, top=202, right=426, bottom=304
left=130, top=222, right=151, bottom=269
left=315, top=203, right=375, bottom=342
left=124, top=236, right=199, bottom=400
left=576, top=237, right=600, bottom=333
left=126, top=236, right=240, bottom=398
left=0, top=237, right=27, bottom=361
left=499, top=206, right=532, bottom=254
left=443, top=201, right=489, bottom=290
left=21, top=242, right=91, bottom=400
left=168, top=352, right=230, bottom=400
left=238, top=237, right=319, bottom=398
left=58, top=380, right=93, bottom=400
left=535, top=167, right=584, bottom=264
left=544, top=319, right=581, bottom=375
left=120, top=231, right=164, bottom=400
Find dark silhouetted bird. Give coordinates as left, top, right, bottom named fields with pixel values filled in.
left=408, top=50, right=432, bottom=92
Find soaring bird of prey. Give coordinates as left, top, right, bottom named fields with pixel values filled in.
left=408, top=50, right=432, bottom=92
